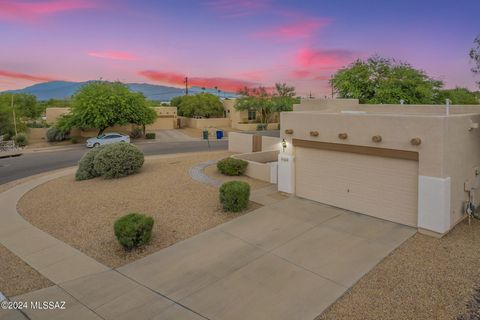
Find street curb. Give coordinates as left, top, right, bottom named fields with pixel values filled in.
left=0, top=152, right=22, bottom=159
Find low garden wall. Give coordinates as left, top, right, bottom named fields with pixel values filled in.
left=232, top=150, right=279, bottom=183
left=228, top=132, right=281, bottom=153
left=232, top=122, right=279, bottom=131
left=178, top=117, right=231, bottom=129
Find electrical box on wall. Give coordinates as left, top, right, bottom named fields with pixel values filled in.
left=464, top=166, right=480, bottom=191
left=278, top=154, right=295, bottom=194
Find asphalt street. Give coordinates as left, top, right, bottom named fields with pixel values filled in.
left=0, top=140, right=228, bottom=185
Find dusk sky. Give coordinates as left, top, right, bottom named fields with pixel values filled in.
left=0, top=0, right=479, bottom=96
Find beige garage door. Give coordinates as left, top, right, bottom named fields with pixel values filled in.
left=295, top=147, right=418, bottom=227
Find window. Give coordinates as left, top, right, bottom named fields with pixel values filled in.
left=248, top=110, right=256, bottom=121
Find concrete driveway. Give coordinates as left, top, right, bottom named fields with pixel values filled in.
left=117, top=194, right=416, bottom=320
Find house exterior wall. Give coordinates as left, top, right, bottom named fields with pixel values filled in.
left=281, top=109, right=480, bottom=235
left=45, top=108, right=69, bottom=124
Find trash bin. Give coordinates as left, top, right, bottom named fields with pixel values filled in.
left=202, top=129, right=209, bottom=140
left=216, top=130, right=224, bottom=140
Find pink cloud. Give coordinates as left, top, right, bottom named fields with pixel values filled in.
left=0, top=0, right=98, bottom=22
left=88, top=51, right=138, bottom=61
left=204, top=0, right=270, bottom=18
left=138, top=70, right=257, bottom=92
left=295, top=47, right=353, bottom=69
left=237, top=70, right=265, bottom=81
left=252, top=18, right=330, bottom=40
left=0, top=69, right=55, bottom=82
left=290, top=70, right=311, bottom=79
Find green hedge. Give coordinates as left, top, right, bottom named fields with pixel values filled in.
left=75, top=146, right=105, bottom=181
left=217, top=157, right=248, bottom=176
left=46, top=127, right=67, bottom=142
left=14, top=133, right=28, bottom=146
left=93, top=143, right=144, bottom=179
left=219, top=181, right=250, bottom=212
left=145, top=132, right=156, bottom=139
left=114, top=213, right=154, bottom=250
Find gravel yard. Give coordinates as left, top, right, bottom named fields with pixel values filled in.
left=0, top=244, right=53, bottom=297
left=17, top=151, right=263, bottom=268
left=318, top=219, right=480, bottom=320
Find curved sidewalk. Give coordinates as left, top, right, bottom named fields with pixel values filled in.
left=188, top=159, right=222, bottom=188
left=0, top=168, right=109, bottom=284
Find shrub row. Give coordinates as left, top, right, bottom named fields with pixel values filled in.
left=217, top=157, right=248, bottom=176
left=46, top=127, right=68, bottom=142
left=75, top=143, right=144, bottom=180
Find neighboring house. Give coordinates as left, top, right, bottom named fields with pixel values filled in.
left=276, top=98, right=480, bottom=237
left=45, top=106, right=177, bottom=137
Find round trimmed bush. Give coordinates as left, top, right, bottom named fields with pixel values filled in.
left=93, top=143, right=144, bottom=179
left=14, top=133, right=28, bottom=146
left=114, top=213, right=154, bottom=250
left=217, top=157, right=248, bottom=176
left=46, top=127, right=67, bottom=142
left=75, top=146, right=105, bottom=181
left=219, top=181, right=250, bottom=212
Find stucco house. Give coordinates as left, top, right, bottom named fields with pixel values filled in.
left=276, top=99, right=480, bottom=237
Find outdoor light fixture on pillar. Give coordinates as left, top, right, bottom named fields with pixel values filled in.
left=282, top=139, right=287, bottom=152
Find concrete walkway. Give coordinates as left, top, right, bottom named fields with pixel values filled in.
left=188, top=160, right=222, bottom=188
left=0, top=166, right=416, bottom=320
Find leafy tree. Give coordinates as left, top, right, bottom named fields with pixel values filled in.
left=0, top=93, right=34, bottom=137
left=171, top=93, right=224, bottom=118
left=65, top=81, right=156, bottom=135
left=275, top=83, right=296, bottom=98
left=331, top=56, right=443, bottom=104
left=235, top=83, right=299, bottom=126
left=470, top=34, right=480, bottom=87
left=437, top=87, right=479, bottom=105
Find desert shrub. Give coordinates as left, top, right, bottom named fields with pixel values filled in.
left=70, top=136, right=79, bottom=144
left=14, top=133, right=28, bottom=146
left=129, top=127, right=143, bottom=139
left=75, top=146, right=105, bottom=181
left=145, top=132, right=156, bottom=139
left=2, top=133, right=12, bottom=141
left=219, top=181, right=250, bottom=212
left=217, top=157, right=248, bottom=176
left=256, top=123, right=267, bottom=131
left=46, top=127, right=67, bottom=142
left=93, top=143, right=144, bottom=179
left=114, top=213, right=154, bottom=250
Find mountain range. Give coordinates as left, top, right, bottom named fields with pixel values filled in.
left=3, top=81, right=238, bottom=101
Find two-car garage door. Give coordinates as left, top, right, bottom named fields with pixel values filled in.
left=295, top=147, right=418, bottom=227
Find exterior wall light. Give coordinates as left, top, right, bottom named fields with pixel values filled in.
left=310, top=131, right=319, bottom=137
left=285, top=129, right=294, bottom=134
left=372, top=135, right=382, bottom=143
left=410, top=137, right=422, bottom=146
left=338, top=133, right=348, bottom=140
left=282, top=139, right=287, bottom=152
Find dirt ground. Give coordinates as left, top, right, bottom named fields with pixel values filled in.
left=204, top=163, right=272, bottom=189
left=17, top=151, right=265, bottom=268
left=0, top=244, right=53, bottom=297
left=318, top=219, right=480, bottom=320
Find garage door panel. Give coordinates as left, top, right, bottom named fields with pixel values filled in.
left=295, top=147, right=418, bottom=227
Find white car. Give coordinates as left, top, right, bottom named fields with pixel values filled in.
left=86, top=133, right=130, bottom=148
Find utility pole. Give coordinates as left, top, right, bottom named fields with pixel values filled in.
left=11, top=95, right=17, bottom=136
left=330, top=74, right=334, bottom=99
left=184, top=77, right=189, bottom=96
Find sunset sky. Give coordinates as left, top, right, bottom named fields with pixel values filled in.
left=0, top=0, right=479, bottom=96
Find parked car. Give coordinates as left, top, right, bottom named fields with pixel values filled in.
left=86, top=133, right=130, bottom=148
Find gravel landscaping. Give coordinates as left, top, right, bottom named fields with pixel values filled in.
left=17, top=152, right=263, bottom=268
left=318, top=219, right=480, bottom=320
left=0, top=244, right=53, bottom=297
